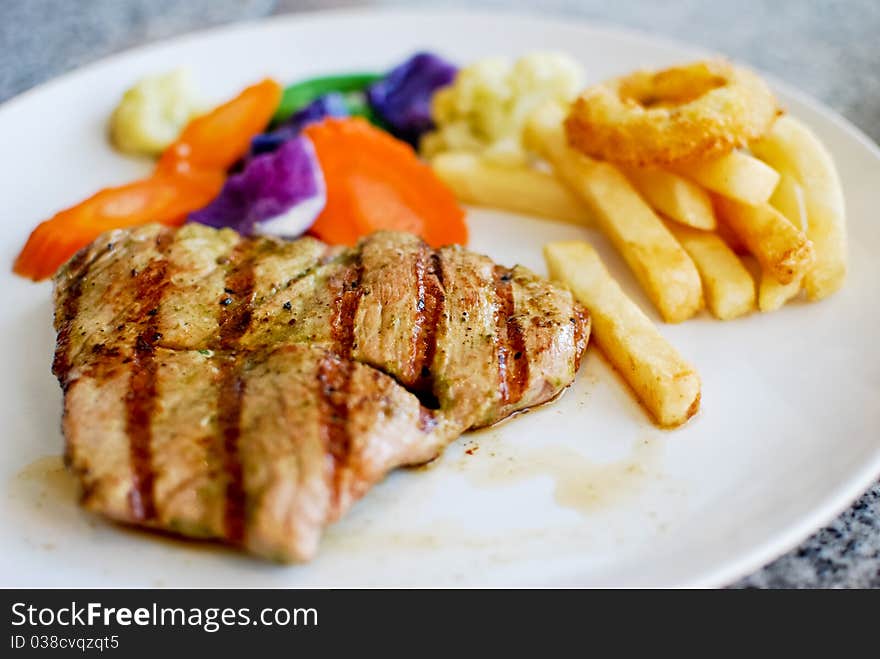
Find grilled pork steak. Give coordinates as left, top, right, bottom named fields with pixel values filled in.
left=53, top=224, right=590, bottom=561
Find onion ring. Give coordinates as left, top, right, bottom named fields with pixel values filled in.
left=564, top=60, right=780, bottom=167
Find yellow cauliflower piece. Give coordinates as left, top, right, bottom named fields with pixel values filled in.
left=109, top=69, right=202, bottom=157
left=421, top=53, right=584, bottom=166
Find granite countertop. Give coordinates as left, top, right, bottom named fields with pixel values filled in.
left=2, top=0, right=878, bottom=587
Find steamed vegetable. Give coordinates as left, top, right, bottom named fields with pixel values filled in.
left=189, top=135, right=325, bottom=237
left=109, top=68, right=203, bottom=157
left=367, top=52, right=457, bottom=146
left=250, top=93, right=350, bottom=156
left=158, top=78, right=282, bottom=174
left=273, top=73, right=381, bottom=124
left=421, top=52, right=583, bottom=166
left=15, top=78, right=281, bottom=281
left=303, top=117, right=466, bottom=247
left=13, top=169, right=225, bottom=281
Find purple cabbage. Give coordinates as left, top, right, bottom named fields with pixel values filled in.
left=367, top=52, right=457, bottom=146
left=189, top=135, right=325, bottom=238
left=249, top=93, right=349, bottom=157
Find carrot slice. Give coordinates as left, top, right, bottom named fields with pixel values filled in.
left=157, top=78, right=282, bottom=174
left=303, top=117, right=466, bottom=247
left=15, top=79, right=281, bottom=281
left=13, top=170, right=224, bottom=281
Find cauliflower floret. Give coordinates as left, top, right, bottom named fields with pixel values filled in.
left=109, top=69, right=202, bottom=157
left=510, top=53, right=583, bottom=97
left=421, top=53, right=584, bottom=166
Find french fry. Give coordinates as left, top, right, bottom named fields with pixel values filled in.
left=674, top=150, right=780, bottom=205
left=664, top=221, right=755, bottom=320
left=713, top=196, right=814, bottom=285
left=750, top=115, right=847, bottom=300
left=525, top=103, right=703, bottom=323
left=431, top=151, right=592, bottom=226
left=544, top=240, right=701, bottom=427
left=755, top=172, right=807, bottom=311
left=758, top=270, right=802, bottom=312
left=714, top=213, right=748, bottom=255
left=768, top=172, right=807, bottom=231
left=623, top=166, right=716, bottom=230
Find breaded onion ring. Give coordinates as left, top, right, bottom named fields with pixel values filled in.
left=564, top=60, right=779, bottom=166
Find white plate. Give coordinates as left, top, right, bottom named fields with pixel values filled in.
left=1, top=9, right=879, bottom=588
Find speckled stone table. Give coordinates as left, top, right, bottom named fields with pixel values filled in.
left=2, top=0, right=878, bottom=588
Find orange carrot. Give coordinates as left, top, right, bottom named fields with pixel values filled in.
left=15, top=78, right=282, bottom=281
left=13, top=170, right=224, bottom=281
left=157, top=78, right=282, bottom=175
left=303, top=117, right=467, bottom=247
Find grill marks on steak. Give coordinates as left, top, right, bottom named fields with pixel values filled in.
left=216, top=357, right=247, bottom=544
left=493, top=265, right=530, bottom=406
left=122, top=229, right=174, bottom=522
left=124, top=262, right=166, bottom=521
left=327, top=252, right=365, bottom=359
left=316, top=354, right=356, bottom=513
left=52, top=247, right=91, bottom=383
left=320, top=252, right=367, bottom=516
left=215, top=240, right=258, bottom=543
left=218, top=242, right=258, bottom=348
left=53, top=224, right=590, bottom=561
left=411, top=248, right=445, bottom=395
